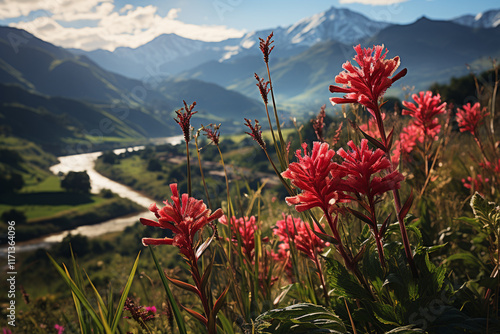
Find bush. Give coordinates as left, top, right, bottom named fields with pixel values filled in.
left=61, top=171, right=91, bottom=193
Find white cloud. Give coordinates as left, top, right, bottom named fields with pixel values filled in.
left=0, top=0, right=112, bottom=19
left=339, top=0, right=408, bottom=5
left=6, top=2, right=245, bottom=51
left=167, top=8, right=180, bottom=20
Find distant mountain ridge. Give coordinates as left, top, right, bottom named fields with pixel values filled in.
left=178, top=17, right=500, bottom=105
left=452, top=9, right=500, bottom=28
left=0, top=26, right=267, bottom=154
left=69, top=6, right=391, bottom=79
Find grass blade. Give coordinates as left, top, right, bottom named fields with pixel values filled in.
left=149, top=246, right=187, bottom=334
left=47, top=253, right=104, bottom=333
left=111, top=251, right=141, bottom=333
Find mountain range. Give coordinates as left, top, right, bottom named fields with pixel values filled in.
left=69, top=7, right=500, bottom=106
left=1, top=6, right=500, bottom=154
left=0, top=27, right=265, bottom=154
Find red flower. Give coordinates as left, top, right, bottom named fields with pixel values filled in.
left=456, top=102, right=489, bottom=136
left=175, top=100, right=197, bottom=143
left=337, top=139, right=404, bottom=197
left=282, top=142, right=349, bottom=212
left=140, top=184, right=223, bottom=260
left=259, top=32, right=274, bottom=64
left=255, top=73, right=270, bottom=104
left=202, top=123, right=221, bottom=145
left=402, top=91, right=446, bottom=137
left=219, top=215, right=259, bottom=260
left=273, top=215, right=329, bottom=261
left=244, top=118, right=266, bottom=149
left=329, top=44, right=407, bottom=116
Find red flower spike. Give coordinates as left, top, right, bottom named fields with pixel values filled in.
left=244, top=118, right=266, bottom=149
left=255, top=73, right=270, bottom=104
left=259, top=32, right=274, bottom=64
left=456, top=102, right=489, bottom=136
left=202, top=123, right=221, bottom=146
left=312, top=105, right=327, bottom=142
left=402, top=91, right=446, bottom=137
left=174, top=100, right=197, bottom=143
left=282, top=141, right=350, bottom=213
left=329, top=44, right=406, bottom=117
left=140, top=183, right=223, bottom=260
left=336, top=139, right=404, bottom=198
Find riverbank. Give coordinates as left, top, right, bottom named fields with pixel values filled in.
left=1, top=137, right=183, bottom=253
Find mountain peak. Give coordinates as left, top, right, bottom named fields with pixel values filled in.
left=452, top=8, right=500, bottom=28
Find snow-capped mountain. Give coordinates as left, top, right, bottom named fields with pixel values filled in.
left=275, top=6, right=390, bottom=46
left=71, top=6, right=390, bottom=79
left=452, top=9, right=500, bottom=28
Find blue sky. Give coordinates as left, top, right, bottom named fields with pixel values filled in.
left=1, top=0, right=498, bottom=51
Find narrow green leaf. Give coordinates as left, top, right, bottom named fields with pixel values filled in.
left=218, top=312, right=235, bottom=334
left=84, top=270, right=109, bottom=327
left=47, top=253, right=104, bottom=333
left=111, top=251, right=141, bottom=333
left=98, top=301, right=113, bottom=334
left=149, top=246, right=187, bottom=334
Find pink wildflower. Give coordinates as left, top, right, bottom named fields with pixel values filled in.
left=282, top=142, right=350, bottom=213
left=140, top=184, right=223, bottom=260
left=456, top=102, right=489, bottom=136
left=54, top=324, right=65, bottom=334
left=145, top=306, right=157, bottom=314
left=219, top=215, right=258, bottom=260
left=273, top=215, right=329, bottom=261
left=402, top=91, right=446, bottom=137
left=329, top=44, right=407, bottom=116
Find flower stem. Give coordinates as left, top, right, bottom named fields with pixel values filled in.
left=374, top=103, right=418, bottom=278
left=186, top=141, right=192, bottom=197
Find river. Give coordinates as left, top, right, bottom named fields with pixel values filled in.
left=2, top=135, right=183, bottom=255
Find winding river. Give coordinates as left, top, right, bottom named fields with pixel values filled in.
left=2, top=135, right=183, bottom=255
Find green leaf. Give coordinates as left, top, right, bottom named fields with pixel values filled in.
left=110, top=252, right=141, bottom=333
left=149, top=246, right=187, bottom=334
left=384, top=325, right=424, bottom=333
left=254, top=303, right=346, bottom=334
left=470, top=192, right=500, bottom=230
left=47, top=253, right=104, bottom=333
left=324, top=257, right=373, bottom=301
left=218, top=312, right=234, bottom=334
